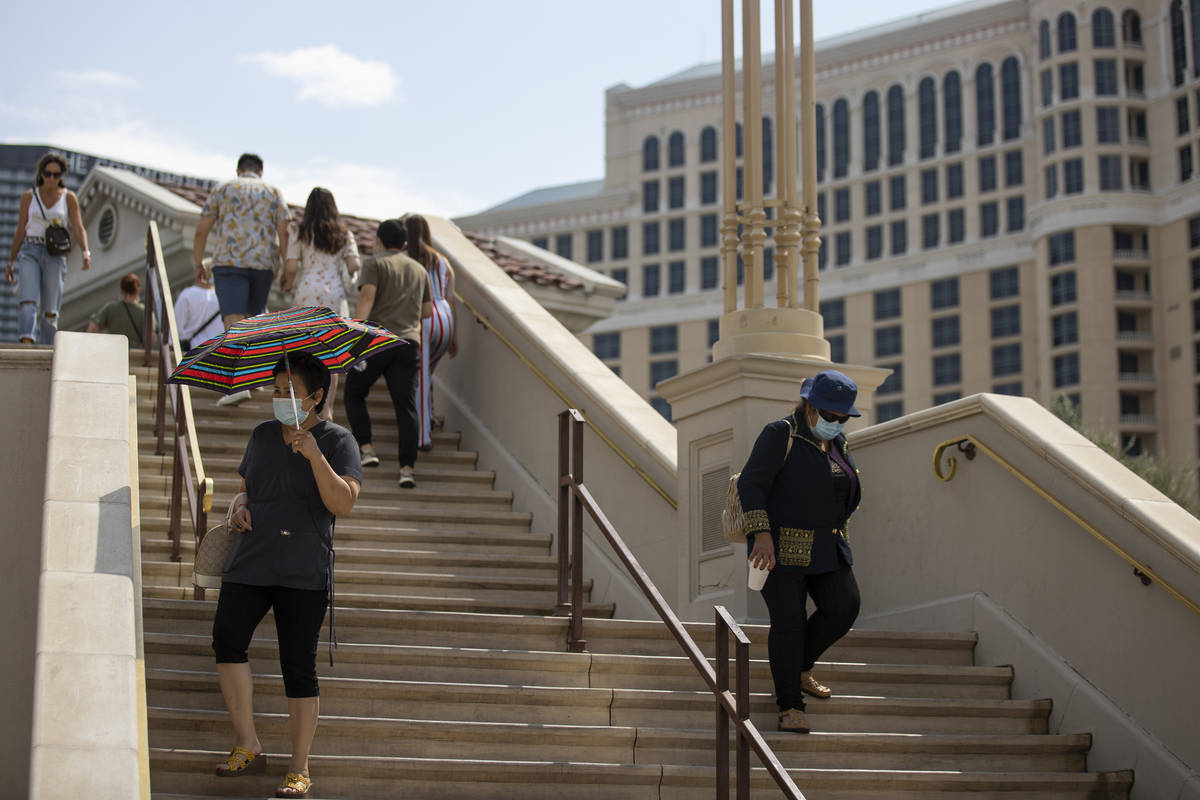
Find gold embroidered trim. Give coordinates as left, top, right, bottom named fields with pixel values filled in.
left=838, top=525, right=850, bottom=544
left=778, top=527, right=814, bottom=566
left=744, top=509, right=771, bottom=535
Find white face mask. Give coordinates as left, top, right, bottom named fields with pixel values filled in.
left=273, top=391, right=314, bottom=427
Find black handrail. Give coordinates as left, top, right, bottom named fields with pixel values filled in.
left=555, top=408, right=803, bottom=798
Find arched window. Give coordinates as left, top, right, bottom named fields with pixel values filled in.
left=863, top=91, right=880, bottom=172
left=976, top=63, right=995, bottom=147
left=944, top=71, right=963, bottom=154
left=1122, top=10, right=1142, bottom=45
left=762, top=117, right=774, bottom=193
left=1191, top=0, right=1200, bottom=77
left=919, top=77, right=937, bottom=159
left=833, top=99, right=850, bottom=179
left=1057, top=12, right=1077, bottom=53
left=667, top=131, right=685, bottom=167
left=1171, top=0, right=1187, bottom=86
left=1001, top=57, right=1022, bottom=141
left=1092, top=8, right=1116, bottom=48
left=643, top=136, right=660, bottom=172
left=736, top=122, right=743, bottom=158
left=815, top=104, right=826, bottom=182
left=699, top=126, right=718, bottom=162
left=887, top=85, right=905, bottom=167
left=1039, top=20, right=1052, bottom=60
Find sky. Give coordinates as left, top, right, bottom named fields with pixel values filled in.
left=2, top=0, right=963, bottom=220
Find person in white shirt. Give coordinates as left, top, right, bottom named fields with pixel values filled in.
left=175, top=262, right=224, bottom=352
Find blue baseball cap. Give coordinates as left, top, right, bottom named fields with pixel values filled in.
left=799, top=369, right=861, bottom=417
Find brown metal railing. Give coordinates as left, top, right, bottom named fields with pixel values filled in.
left=142, top=221, right=212, bottom=595
left=555, top=409, right=804, bottom=799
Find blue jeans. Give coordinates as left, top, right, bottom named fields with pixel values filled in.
left=15, top=242, right=68, bottom=344
left=211, top=266, right=274, bottom=319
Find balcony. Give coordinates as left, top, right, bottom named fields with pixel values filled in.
left=1118, top=372, right=1156, bottom=386
left=1116, top=331, right=1155, bottom=347
left=1119, top=413, right=1157, bottom=427
left=1113, top=249, right=1151, bottom=262
left=1114, top=290, right=1153, bottom=307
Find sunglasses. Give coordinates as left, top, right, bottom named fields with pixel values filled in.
left=42, top=170, right=63, bottom=178
left=818, top=409, right=851, bottom=424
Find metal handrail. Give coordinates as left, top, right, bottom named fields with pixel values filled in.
left=556, top=409, right=803, bottom=799
left=933, top=434, right=1200, bottom=618
left=142, top=222, right=212, bottom=594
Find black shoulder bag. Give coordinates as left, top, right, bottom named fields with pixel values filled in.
left=32, top=189, right=72, bottom=256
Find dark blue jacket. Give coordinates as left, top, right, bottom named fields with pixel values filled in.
left=737, top=413, right=862, bottom=574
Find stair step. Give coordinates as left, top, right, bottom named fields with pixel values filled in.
left=140, top=590, right=612, bottom=617
left=139, top=523, right=552, bottom=555
left=140, top=453, right=496, bottom=486
left=137, top=435, right=478, bottom=465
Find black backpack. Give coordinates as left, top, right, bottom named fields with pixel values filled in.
left=32, top=189, right=71, bottom=256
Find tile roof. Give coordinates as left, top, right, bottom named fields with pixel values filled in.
left=156, top=182, right=585, bottom=292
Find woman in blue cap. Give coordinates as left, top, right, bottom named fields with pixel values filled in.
left=737, top=368, right=863, bottom=734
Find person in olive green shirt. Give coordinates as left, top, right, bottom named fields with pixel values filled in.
left=342, top=219, right=431, bottom=488
left=88, top=272, right=154, bottom=347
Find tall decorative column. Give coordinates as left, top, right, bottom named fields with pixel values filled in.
left=774, top=0, right=801, bottom=309
left=799, top=0, right=821, bottom=312
left=720, top=0, right=739, bottom=316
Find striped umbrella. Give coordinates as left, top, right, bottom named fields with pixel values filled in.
left=167, top=306, right=405, bottom=395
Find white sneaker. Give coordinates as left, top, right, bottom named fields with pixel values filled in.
left=216, top=389, right=252, bottom=407
left=398, top=468, right=416, bottom=489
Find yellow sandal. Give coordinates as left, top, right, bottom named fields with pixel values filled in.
left=275, top=771, right=313, bottom=798
left=214, top=745, right=267, bottom=776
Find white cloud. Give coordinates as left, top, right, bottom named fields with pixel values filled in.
left=239, top=45, right=398, bottom=108
left=60, top=70, right=137, bottom=89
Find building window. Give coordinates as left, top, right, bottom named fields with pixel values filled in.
left=874, top=288, right=902, bottom=320
left=817, top=193, right=826, bottom=224
left=1002, top=57, right=1022, bottom=140
left=1126, top=61, right=1145, bottom=96
left=1191, top=215, right=1200, bottom=248
left=979, top=155, right=997, bottom=192
left=865, top=181, right=882, bottom=216
left=1041, top=69, right=1054, bottom=108
left=923, top=213, right=940, bottom=249
left=878, top=363, right=903, bottom=394
left=993, top=382, right=1023, bottom=396
left=977, top=63, right=996, bottom=146
left=668, top=260, right=685, bottom=294
left=648, top=397, right=671, bottom=421
left=700, top=171, right=718, bottom=205
left=1053, top=352, right=1081, bottom=387
left=1043, top=116, right=1056, bottom=155
left=593, top=332, right=620, bottom=360
left=863, top=91, right=881, bottom=172
left=875, top=325, right=902, bottom=357
left=643, top=222, right=660, bottom=255
left=816, top=104, right=826, bottom=182
left=612, top=268, right=628, bottom=297
left=948, top=208, right=965, bottom=243
left=1049, top=231, right=1076, bottom=265
left=1097, top=107, right=1120, bottom=143
left=668, top=218, right=686, bottom=252
left=991, top=305, right=1021, bottom=337
left=736, top=167, right=744, bottom=200
left=763, top=247, right=775, bottom=281
left=1045, top=164, right=1059, bottom=199
left=835, top=187, right=851, bottom=222
left=708, top=319, right=720, bottom=347
left=828, top=335, right=845, bottom=363
left=933, top=391, right=962, bottom=405
left=890, top=174, right=907, bottom=210
left=1171, top=0, right=1187, bottom=86
left=931, top=277, right=959, bottom=309
left=833, top=99, right=850, bottom=179
left=1062, top=110, right=1082, bottom=148
left=611, top=227, right=628, bottom=260
left=667, top=131, right=685, bottom=167
left=1007, top=196, right=1025, bottom=231
left=877, top=401, right=904, bottom=422
left=556, top=234, right=573, bottom=260
left=1179, top=96, right=1192, bottom=135
left=944, top=70, right=963, bottom=154
left=1005, top=150, right=1023, bottom=186
left=642, top=264, right=660, bottom=297
left=835, top=232, right=852, bottom=266
left=700, top=256, right=719, bottom=290
left=650, top=324, right=678, bottom=353
left=532, top=236, right=548, bottom=250
left=947, top=163, right=964, bottom=198
left=1064, top=158, right=1084, bottom=194
left=1130, top=157, right=1150, bottom=190
left=1059, top=62, right=1080, bottom=100
left=991, top=267, right=1020, bottom=299
left=1181, top=145, right=1194, bottom=182
left=700, top=214, right=719, bottom=248
left=1039, top=20, right=1052, bottom=59
left=891, top=220, right=908, bottom=255
left=1095, top=59, right=1118, bottom=95
left=761, top=117, right=775, bottom=193
left=643, top=136, right=660, bottom=171
left=643, top=180, right=660, bottom=213
left=736, top=121, right=743, bottom=157
left=700, top=126, right=718, bottom=163
left=933, top=353, right=962, bottom=386
left=1052, top=311, right=1079, bottom=346
left=668, top=176, right=685, bottom=209
left=981, top=201, right=999, bottom=237
left=1100, top=154, right=1123, bottom=190
left=932, top=315, right=961, bottom=348
left=887, top=84, right=906, bottom=166
left=921, top=168, right=938, bottom=204
left=1191, top=0, right=1200, bottom=78
left=586, top=230, right=603, bottom=263
left=1093, top=8, right=1116, bottom=47
left=821, top=299, right=846, bottom=327
left=649, top=360, right=678, bottom=389
left=992, top=343, right=1022, bottom=376
left=919, top=77, right=938, bottom=159
left=867, top=226, right=883, bottom=260
left=1051, top=271, right=1077, bottom=305
left=1058, top=11, right=1078, bottom=52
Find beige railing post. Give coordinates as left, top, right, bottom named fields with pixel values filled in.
left=720, top=0, right=739, bottom=318
left=799, top=0, right=821, bottom=312
left=775, top=0, right=801, bottom=308
left=741, top=0, right=766, bottom=310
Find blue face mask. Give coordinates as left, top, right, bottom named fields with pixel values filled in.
left=273, top=392, right=313, bottom=427
left=811, top=417, right=845, bottom=441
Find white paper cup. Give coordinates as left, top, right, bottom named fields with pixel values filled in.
left=748, top=558, right=770, bottom=591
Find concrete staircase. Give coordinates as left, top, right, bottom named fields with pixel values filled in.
left=133, top=365, right=1134, bottom=799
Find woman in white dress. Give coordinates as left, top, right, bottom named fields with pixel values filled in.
left=283, top=188, right=360, bottom=421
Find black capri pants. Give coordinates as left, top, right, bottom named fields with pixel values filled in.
left=212, top=582, right=329, bottom=698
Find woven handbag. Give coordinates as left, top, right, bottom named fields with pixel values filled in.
left=722, top=420, right=794, bottom=543
left=192, top=497, right=241, bottom=589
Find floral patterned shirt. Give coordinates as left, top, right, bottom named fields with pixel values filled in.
left=200, top=176, right=289, bottom=272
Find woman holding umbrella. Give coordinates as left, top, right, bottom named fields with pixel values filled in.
left=210, top=351, right=361, bottom=798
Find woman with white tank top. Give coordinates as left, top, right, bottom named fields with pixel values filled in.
left=4, top=152, right=91, bottom=344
